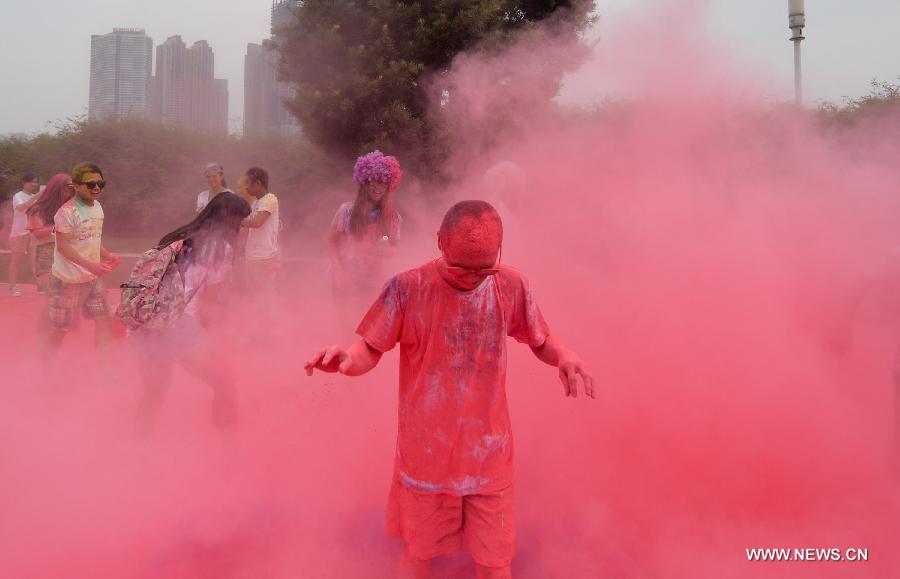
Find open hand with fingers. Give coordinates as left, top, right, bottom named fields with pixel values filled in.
left=103, top=254, right=122, bottom=271
left=303, top=340, right=384, bottom=378
left=87, top=261, right=116, bottom=277
left=558, top=353, right=595, bottom=399
left=531, top=335, right=596, bottom=400
left=305, top=345, right=352, bottom=375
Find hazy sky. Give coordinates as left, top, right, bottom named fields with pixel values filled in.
left=1, top=0, right=899, bottom=135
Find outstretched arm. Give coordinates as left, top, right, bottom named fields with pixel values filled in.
left=13, top=194, right=39, bottom=213
left=530, top=335, right=595, bottom=399
left=305, top=339, right=383, bottom=377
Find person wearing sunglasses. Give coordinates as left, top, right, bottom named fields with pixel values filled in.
left=46, top=163, right=121, bottom=347
left=305, top=200, right=593, bottom=578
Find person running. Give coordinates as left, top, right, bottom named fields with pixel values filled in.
left=241, top=167, right=280, bottom=289
left=126, top=191, right=251, bottom=434
left=329, top=151, right=403, bottom=332
left=7, top=173, right=40, bottom=296
left=196, top=162, right=232, bottom=213
left=47, top=163, right=120, bottom=348
left=26, top=173, right=73, bottom=294
left=306, top=201, right=594, bottom=579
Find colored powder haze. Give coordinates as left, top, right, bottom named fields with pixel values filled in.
left=2, top=1, right=899, bottom=577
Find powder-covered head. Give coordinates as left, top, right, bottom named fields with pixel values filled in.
left=438, top=200, right=504, bottom=266
left=353, top=150, right=403, bottom=192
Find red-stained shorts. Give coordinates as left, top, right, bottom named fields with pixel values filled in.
left=386, top=477, right=515, bottom=568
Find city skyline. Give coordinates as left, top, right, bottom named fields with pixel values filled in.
left=89, top=30, right=230, bottom=134
left=88, top=1, right=300, bottom=137
left=148, top=35, right=229, bottom=134
left=2, top=1, right=900, bottom=135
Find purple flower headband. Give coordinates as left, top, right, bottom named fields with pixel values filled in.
left=353, top=150, right=403, bottom=192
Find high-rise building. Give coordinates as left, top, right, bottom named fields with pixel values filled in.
left=271, top=0, right=302, bottom=35
left=213, top=79, right=229, bottom=135
left=148, top=36, right=228, bottom=134
left=89, top=28, right=153, bottom=121
left=243, top=41, right=279, bottom=138
left=149, top=35, right=186, bottom=128
left=243, top=1, right=302, bottom=138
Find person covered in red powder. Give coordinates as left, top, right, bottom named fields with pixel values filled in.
left=305, top=200, right=594, bottom=578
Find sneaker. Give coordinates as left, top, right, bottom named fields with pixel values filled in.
left=9, top=286, right=22, bottom=297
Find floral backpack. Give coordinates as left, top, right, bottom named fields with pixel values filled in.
left=115, top=240, right=189, bottom=331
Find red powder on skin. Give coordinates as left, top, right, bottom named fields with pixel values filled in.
left=443, top=215, right=503, bottom=265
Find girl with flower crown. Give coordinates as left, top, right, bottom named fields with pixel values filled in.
left=328, top=150, right=403, bottom=332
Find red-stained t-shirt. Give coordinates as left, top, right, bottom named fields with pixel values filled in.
left=357, top=259, right=550, bottom=496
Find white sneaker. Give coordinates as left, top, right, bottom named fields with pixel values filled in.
left=9, top=286, right=22, bottom=297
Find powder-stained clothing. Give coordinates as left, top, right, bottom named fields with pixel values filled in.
left=386, top=476, right=515, bottom=567
left=52, top=198, right=104, bottom=284
left=245, top=193, right=280, bottom=260
left=331, top=201, right=401, bottom=290
left=9, top=190, right=35, bottom=238
left=181, top=240, right=234, bottom=317
left=357, top=260, right=550, bottom=496
left=33, top=242, right=55, bottom=277
left=48, top=276, right=109, bottom=331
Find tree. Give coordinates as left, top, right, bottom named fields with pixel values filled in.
left=817, top=79, right=900, bottom=127
left=276, top=0, right=594, bottom=178
left=0, top=118, right=340, bottom=240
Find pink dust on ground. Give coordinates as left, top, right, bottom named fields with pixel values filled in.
left=2, top=1, right=900, bottom=577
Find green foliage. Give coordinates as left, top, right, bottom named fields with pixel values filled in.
left=276, top=0, right=594, bottom=177
left=817, top=79, right=900, bottom=127
left=0, top=118, right=340, bottom=239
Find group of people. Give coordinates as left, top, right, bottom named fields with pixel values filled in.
left=5, top=152, right=595, bottom=578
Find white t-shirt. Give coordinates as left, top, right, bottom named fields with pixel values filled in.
left=245, top=192, right=280, bottom=260
left=196, top=189, right=232, bottom=213
left=52, top=198, right=104, bottom=284
left=10, top=191, right=34, bottom=238
left=183, top=241, right=233, bottom=317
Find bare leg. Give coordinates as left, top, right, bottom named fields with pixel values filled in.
left=211, top=380, right=238, bottom=431
left=180, top=353, right=238, bottom=432
left=42, top=328, right=65, bottom=351
left=476, top=564, right=512, bottom=579
left=94, top=318, right=114, bottom=350
left=135, top=357, right=173, bottom=437
left=398, top=553, right=433, bottom=579
left=8, top=251, right=23, bottom=290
